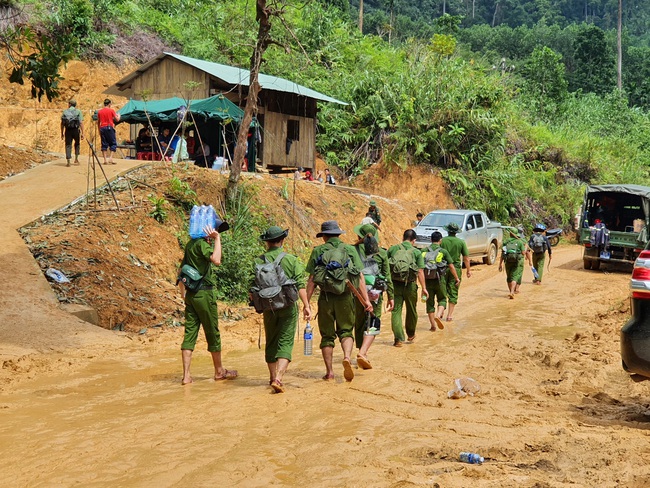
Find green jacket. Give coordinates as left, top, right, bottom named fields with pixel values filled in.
left=306, top=237, right=363, bottom=286
left=440, top=235, right=469, bottom=269
left=181, top=238, right=216, bottom=287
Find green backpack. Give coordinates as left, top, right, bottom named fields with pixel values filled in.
left=423, top=246, right=448, bottom=281
left=389, top=244, right=419, bottom=282
left=313, top=243, right=358, bottom=294
left=503, top=239, right=521, bottom=263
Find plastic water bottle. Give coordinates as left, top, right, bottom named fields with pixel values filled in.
left=531, top=267, right=540, bottom=280
left=304, top=322, right=313, bottom=356
left=198, top=206, right=208, bottom=237
left=189, top=205, right=200, bottom=238
left=207, top=205, right=217, bottom=229
left=459, top=452, right=484, bottom=464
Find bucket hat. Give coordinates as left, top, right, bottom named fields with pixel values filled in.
left=444, top=222, right=460, bottom=233
left=316, top=220, right=345, bottom=237
left=354, top=223, right=377, bottom=239
left=369, top=200, right=377, bottom=206
left=260, top=226, right=288, bottom=241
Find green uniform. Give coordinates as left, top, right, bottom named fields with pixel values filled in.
left=502, top=237, right=525, bottom=283
left=530, top=232, right=552, bottom=283
left=369, top=207, right=382, bottom=225
left=440, top=235, right=469, bottom=305
left=387, top=241, right=425, bottom=341
left=254, top=247, right=306, bottom=363
left=306, top=237, right=363, bottom=349
left=423, top=244, right=453, bottom=313
left=181, top=239, right=220, bottom=352
left=353, top=244, right=394, bottom=346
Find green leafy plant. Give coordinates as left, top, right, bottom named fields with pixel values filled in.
left=166, top=177, right=197, bottom=211
left=147, top=194, right=168, bottom=223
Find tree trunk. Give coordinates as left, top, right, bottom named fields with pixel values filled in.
left=228, top=0, right=272, bottom=197
left=617, top=0, right=622, bottom=91
left=359, top=0, right=363, bottom=33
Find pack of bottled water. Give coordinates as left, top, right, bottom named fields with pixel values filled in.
left=189, top=205, right=219, bottom=239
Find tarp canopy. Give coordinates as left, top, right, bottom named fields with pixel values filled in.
left=117, top=94, right=244, bottom=124
left=586, top=184, right=650, bottom=200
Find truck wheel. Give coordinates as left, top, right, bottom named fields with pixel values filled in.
left=483, top=242, right=498, bottom=265
left=583, top=259, right=592, bottom=270
left=591, top=260, right=601, bottom=270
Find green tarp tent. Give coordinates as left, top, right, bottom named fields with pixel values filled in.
left=117, top=94, right=244, bottom=124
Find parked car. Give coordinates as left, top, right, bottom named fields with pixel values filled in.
left=620, top=240, right=650, bottom=378
left=413, top=209, right=503, bottom=265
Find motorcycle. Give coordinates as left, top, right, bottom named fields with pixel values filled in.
left=546, top=228, right=562, bottom=247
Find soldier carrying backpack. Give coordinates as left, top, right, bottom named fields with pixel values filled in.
left=387, top=229, right=428, bottom=347
left=424, top=231, right=460, bottom=331
left=529, top=223, right=552, bottom=285
left=499, top=227, right=527, bottom=299
left=306, top=221, right=372, bottom=383
left=60, top=99, right=85, bottom=167
left=251, top=226, right=311, bottom=393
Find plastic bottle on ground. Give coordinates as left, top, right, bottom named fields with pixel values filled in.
left=304, top=322, right=313, bottom=356
left=459, top=452, right=484, bottom=464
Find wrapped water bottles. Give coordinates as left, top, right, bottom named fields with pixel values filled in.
left=189, top=205, right=201, bottom=239
left=189, top=205, right=230, bottom=238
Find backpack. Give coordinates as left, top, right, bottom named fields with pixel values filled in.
left=178, top=264, right=204, bottom=292
left=250, top=252, right=299, bottom=313
left=389, top=244, right=419, bottom=282
left=423, top=246, right=448, bottom=281
left=313, top=243, right=357, bottom=295
left=62, top=108, right=81, bottom=129
left=503, top=240, right=521, bottom=263
left=529, top=233, right=546, bottom=253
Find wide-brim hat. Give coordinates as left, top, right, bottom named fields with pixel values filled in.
left=354, top=223, right=377, bottom=239
left=445, top=222, right=460, bottom=233
left=369, top=200, right=377, bottom=206
left=260, top=226, right=289, bottom=241
left=316, top=220, right=345, bottom=237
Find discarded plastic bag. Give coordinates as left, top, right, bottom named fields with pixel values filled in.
left=447, top=377, right=480, bottom=399
left=45, top=268, right=70, bottom=283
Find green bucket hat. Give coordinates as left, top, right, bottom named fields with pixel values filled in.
left=444, top=222, right=460, bottom=233
left=354, top=223, right=377, bottom=239
left=260, top=226, right=289, bottom=241
left=369, top=200, right=377, bottom=206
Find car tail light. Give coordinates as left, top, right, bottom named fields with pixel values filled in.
left=631, top=250, right=650, bottom=299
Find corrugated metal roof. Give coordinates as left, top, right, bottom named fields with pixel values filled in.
left=108, top=52, right=347, bottom=105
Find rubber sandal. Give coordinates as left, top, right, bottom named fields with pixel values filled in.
left=271, top=379, right=285, bottom=393
left=434, top=317, right=445, bottom=330
left=342, top=359, right=354, bottom=382
left=215, top=369, right=238, bottom=380
left=357, top=355, right=372, bottom=370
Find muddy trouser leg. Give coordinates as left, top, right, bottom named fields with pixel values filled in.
left=264, top=304, right=297, bottom=363
left=403, top=282, right=418, bottom=338
left=532, top=252, right=546, bottom=281
left=391, top=281, right=406, bottom=342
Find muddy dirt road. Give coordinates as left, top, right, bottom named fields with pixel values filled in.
left=1, top=244, right=648, bottom=487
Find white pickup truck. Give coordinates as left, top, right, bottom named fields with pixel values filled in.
left=413, top=209, right=503, bottom=265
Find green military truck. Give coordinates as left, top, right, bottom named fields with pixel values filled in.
left=579, top=184, right=650, bottom=270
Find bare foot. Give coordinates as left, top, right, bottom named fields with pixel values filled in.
left=215, top=369, right=238, bottom=381
left=181, top=377, right=193, bottom=385
left=322, top=373, right=335, bottom=381
left=429, top=327, right=437, bottom=331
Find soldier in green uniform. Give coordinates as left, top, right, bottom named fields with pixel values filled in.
left=178, top=224, right=237, bottom=385
left=388, top=229, right=428, bottom=346
left=440, top=222, right=472, bottom=321
left=306, top=221, right=372, bottom=382
left=499, top=228, right=527, bottom=299
left=254, top=226, right=312, bottom=393
left=423, top=231, right=460, bottom=331
left=352, top=224, right=394, bottom=369
left=368, top=200, right=382, bottom=227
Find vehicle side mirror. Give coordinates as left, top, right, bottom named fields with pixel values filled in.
left=466, top=224, right=473, bottom=230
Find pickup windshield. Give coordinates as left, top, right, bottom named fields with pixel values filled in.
left=420, top=213, right=464, bottom=228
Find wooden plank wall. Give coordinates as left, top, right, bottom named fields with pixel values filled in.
left=131, top=59, right=209, bottom=100
left=262, top=112, right=315, bottom=169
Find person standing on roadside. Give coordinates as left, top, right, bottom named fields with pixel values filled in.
left=306, top=221, right=372, bottom=382
left=440, top=222, right=471, bottom=321
left=368, top=200, right=382, bottom=228
left=97, top=98, right=120, bottom=165
left=352, top=223, right=394, bottom=369
left=498, top=228, right=527, bottom=299
left=60, top=99, right=84, bottom=167
left=423, top=231, right=460, bottom=331
left=529, top=223, right=552, bottom=285
left=252, top=226, right=311, bottom=393
left=178, top=224, right=237, bottom=385
left=388, top=229, right=428, bottom=346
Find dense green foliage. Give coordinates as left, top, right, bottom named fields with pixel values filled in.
left=4, top=0, right=650, bottom=230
